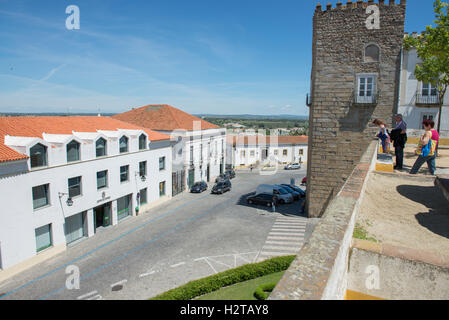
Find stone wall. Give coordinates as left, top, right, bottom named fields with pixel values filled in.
left=306, top=0, right=406, bottom=217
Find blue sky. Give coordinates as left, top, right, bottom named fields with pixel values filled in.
left=0, top=0, right=440, bottom=115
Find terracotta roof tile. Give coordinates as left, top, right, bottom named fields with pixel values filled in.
left=112, top=104, right=219, bottom=131
left=0, top=116, right=170, bottom=163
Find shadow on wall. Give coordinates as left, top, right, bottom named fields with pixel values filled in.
left=338, top=105, right=377, bottom=132
left=396, top=184, right=449, bottom=240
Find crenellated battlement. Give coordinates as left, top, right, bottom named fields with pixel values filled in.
left=315, top=0, right=406, bottom=13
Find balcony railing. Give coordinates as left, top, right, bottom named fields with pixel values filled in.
left=353, top=89, right=380, bottom=106
left=416, top=93, right=440, bottom=105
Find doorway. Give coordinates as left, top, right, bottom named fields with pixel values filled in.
left=206, top=164, right=210, bottom=182
left=94, top=202, right=111, bottom=231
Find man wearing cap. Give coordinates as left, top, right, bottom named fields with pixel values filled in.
left=390, top=114, right=407, bottom=170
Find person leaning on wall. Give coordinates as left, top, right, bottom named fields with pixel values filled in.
left=390, top=114, right=408, bottom=171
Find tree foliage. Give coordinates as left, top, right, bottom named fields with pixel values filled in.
left=403, top=0, right=449, bottom=132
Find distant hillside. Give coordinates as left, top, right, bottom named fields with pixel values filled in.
left=194, top=114, right=309, bottom=120
left=0, top=112, right=117, bottom=117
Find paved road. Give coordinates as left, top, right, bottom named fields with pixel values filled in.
left=0, top=168, right=309, bottom=300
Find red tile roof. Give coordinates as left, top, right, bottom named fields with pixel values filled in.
left=0, top=116, right=170, bottom=163
left=112, top=104, right=220, bottom=131
left=227, top=135, right=308, bottom=146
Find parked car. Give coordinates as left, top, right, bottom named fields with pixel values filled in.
left=301, top=177, right=307, bottom=186
left=216, top=172, right=231, bottom=182
left=284, top=163, right=301, bottom=170
left=255, top=184, right=293, bottom=204
left=190, top=181, right=208, bottom=193
left=276, top=185, right=300, bottom=201
left=246, top=193, right=278, bottom=207
left=226, top=169, right=236, bottom=179
left=281, top=184, right=306, bottom=198
left=211, top=180, right=232, bottom=194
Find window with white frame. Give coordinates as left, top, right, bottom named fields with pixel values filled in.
left=119, top=136, right=129, bottom=153
left=139, top=161, right=147, bottom=177
left=30, top=143, right=47, bottom=168
left=120, top=165, right=129, bottom=182
left=356, top=75, right=377, bottom=103
left=139, top=134, right=147, bottom=150
left=35, top=224, right=52, bottom=253
left=67, top=140, right=80, bottom=163
left=97, top=170, right=108, bottom=190
left=159, top=157, right=165, bottom=171
left=422, top=83, right=438, bottom=97
left=68, top=176, right=82, bottom=198
left=33, top=184, right=50, bottom=210
left=421, top=112, right=437, bottom=129
left=96, top=138, right=107, bottom=157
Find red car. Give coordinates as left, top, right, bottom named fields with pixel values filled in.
left=301, top=177, right=307, bottom=186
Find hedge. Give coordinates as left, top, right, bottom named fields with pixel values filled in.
left=254, top=283, right=277, bottom=300
left=150, top=255, right=295, bottom=300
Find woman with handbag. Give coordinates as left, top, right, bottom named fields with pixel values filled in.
left=410, top=120, right=438, bottom=175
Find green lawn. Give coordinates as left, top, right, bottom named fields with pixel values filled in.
left=195, top=271, right=285, bottom=300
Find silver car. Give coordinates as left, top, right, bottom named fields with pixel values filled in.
left=284, top=163, right=301, bottom=170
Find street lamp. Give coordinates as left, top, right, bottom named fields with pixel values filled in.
left=58, top=192, right=73, bottom=207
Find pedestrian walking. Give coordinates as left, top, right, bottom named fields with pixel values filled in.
left=410, top=120, right=438, bottom=175
left=272, top=196, right=277, bottom=212
left=390, top=114, right=407, bottom=170
left=373, top=119, right=391, bottom=153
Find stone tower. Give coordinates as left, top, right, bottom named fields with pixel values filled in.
left=306, top=0, right=406, bottom=218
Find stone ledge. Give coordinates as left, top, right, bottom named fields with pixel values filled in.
left=351, top=238, right=449, bottom=269
left=269, top=141, right=378, bottom=300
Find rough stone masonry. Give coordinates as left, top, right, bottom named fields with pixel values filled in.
left=306, top=0, right=406, bottom=218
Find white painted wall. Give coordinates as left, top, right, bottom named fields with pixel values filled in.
left=0, top=134, right=171, bottom=270
left=161, top=128, right=227, bottom=186
left=399, top=48, right=449, bottom=137
left=230, top=143, right=308, bottom=167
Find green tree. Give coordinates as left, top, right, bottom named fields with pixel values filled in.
left=403, top=0, right=449, bottom=138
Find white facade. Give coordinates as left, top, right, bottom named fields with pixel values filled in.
left=227, top=135, right=308, bottom=168
left=0, top=130, right=172, bottom=271
left=398, top=47, right=449, bottom=139
left=161, top=127, right=227, bottom=188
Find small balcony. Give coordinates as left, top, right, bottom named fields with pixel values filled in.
left=353, top=90, right=380, bottom=106
left=415, top=93, right=440, bottom=106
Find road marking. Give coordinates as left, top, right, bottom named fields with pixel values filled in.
left=139, top=271, right=156, bottom=278
left=269, top=232, right=305, bottom=236
left=170, top=262, right=186, bottom=268
left=87, top=294, right=103, bottom=300
left=77, top=291, right=98, bottom=300
left=267, top=236, right=304, bottom=240
left=271, top=228, right=306, bottom=232
left=110, top=279, right=127, bottom=287
left=261, top=246, right=300, bottom=252
left=265, top=241, right=303, bottom=246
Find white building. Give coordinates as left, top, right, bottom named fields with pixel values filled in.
left=398, top=35, right=449, bottom=144
left=0, top=116, right=172, bottom=274
left=113, top=105, right=227, bottom=192
left=227, top=134, right=308, bottom=168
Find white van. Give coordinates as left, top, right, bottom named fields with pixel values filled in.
left=255, top=184, right=293, bottom=204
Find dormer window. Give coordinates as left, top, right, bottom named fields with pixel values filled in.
left=139, top=134, right=147, bottom=150
left=96, top=138, right=107, bottom=157
left=30, top=143, right=47, bottom=168
left=364, top=44, right=380, bottom=63
left=119, top=136, right=129, bottom=153
left=67, top=140, right=80, bottom=163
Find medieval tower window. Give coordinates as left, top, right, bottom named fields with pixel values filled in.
left=364, top=44, right=380, bottom=63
